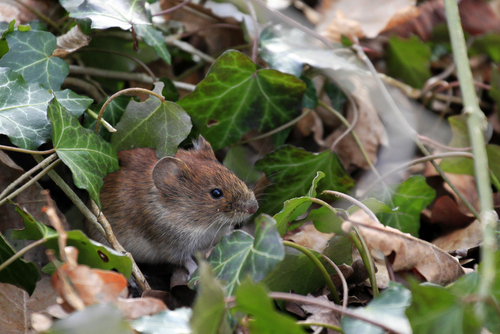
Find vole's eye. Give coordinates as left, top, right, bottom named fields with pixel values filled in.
left=210, top=188, right=224, bottom=199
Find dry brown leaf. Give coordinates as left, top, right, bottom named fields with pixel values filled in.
left=317, top=0, right=418, bottom=42
left=284, top=223, right=334, bottom=253
left=54, top=26, right=91, bottom=58
left=348, top=210, right=465, bottom=285
left=430, top=196, right=475, bottom=230
left=443, top=174, right=480, bottom=215
left=432, top=219, right=482, bottom=252
left=0, top=277, right=57, bottom=334
left=117, top=297, right=167, bottom=320
left=0, top=0, right=55, bottom=24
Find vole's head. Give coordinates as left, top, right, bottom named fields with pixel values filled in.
left=152, top=136, right=258, bottom=229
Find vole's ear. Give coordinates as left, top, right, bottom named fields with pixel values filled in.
left=152, top=157, right=187, bottom=189
left=192, top=135, right=216, bottom=160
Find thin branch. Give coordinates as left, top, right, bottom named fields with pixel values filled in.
left=0, top=237, right=48, bottom=273
left=322, top=190, right=381, bottom=226
left=63, top=77, right=104, bottom=102
left=444, top=0, right=497, bottom=321
left=181, top=23, right=241, bottom=39
left=95, top=88, right=165, bottom=133
left=0, top=159, right=61, bottom=207
left=0, top=153, right=57, bottom=200
left=417, top=134, right=472, bottom=151
left=85, top=109, right=117, bottom=133
left=0, top=145, right=55, bottom=155
left=152, top=0, right=192, bottom=16
left=283, top=240, right=340, bottom=304
left=165, top=37, right=215, bottom=63
left=237, top=108, right=312, bottom=145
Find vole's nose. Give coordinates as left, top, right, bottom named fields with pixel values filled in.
left=242, top=199, right=258, bottom=214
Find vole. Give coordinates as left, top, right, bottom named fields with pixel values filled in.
left=87, top=136, right=258, bottom=268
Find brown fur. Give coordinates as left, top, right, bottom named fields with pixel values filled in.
left=87, top=136, right=258, bottom=265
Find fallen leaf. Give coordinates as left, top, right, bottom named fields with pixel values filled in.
left=302, top=295, right=341, bottom=332
left=53, top=25, right=91, bottom=57
left=317, top=0, right=419, bottom=41
left=117, top=297, right=168, bottom=320
left=285, top=223, right=334, bottom=253
left=348, top=210, right=465, bottom=285
left=430, top=196, right=475, bottom=231
left=432, top=220, right=482, bottom=252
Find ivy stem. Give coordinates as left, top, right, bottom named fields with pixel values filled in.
left=322, top=190, right=381, bottom=225
left=227, top=291, right=404, bottom=333
left=0, top=153, right=57, bottom=200
left=297, top=322, right=344, bottom=333
left=86, top=109, right=117, bottom=133
left=0, top=237, right=48, bottom=273
left=0, top=145, right=55, bottom=155
left=245, top=0, right=259, bottom=64
left=321, top=254, right=348, bottom=309
left=352, top=43, right=480, bottom=220
left=282, top=240, right=341, bottom=305
left=444, top=0, right=497, bottom=321
left=350, top=226, right=379, bottom=297
left=318, top=100, right=380, bottom=178
left=237, top=109, right=312, bottom=145
left=95, top=88, right=165, bottom=133
left=0, top=158, right=61, bottom=207
left=362, top=152, right=474, bottom=197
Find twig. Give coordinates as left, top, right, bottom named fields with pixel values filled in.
left=352, top=43, right=480, bottom=220
left=245, top=0, right=259, bottom=63
left=164, top=37, right=215, bottom=63
left=322, top=190, right=381, bottom=226
left=227, top=292, right=405, bottom=334
left=0, top=237, right=48, bottom=273
left=77, top=48, right=157, bottom=82
left=0, top=153, right=57, bottom=200
left=181, top=23, right=241, bottom=39
left=68, top=65, right=196, bottom=91
left=95, top=88, right=165, bottom=133
left=0, top=145, right=55, bottom=155
left=321, top=254, right=348, bottom=309
left=329, top=87, right=358, bottom=152
left=283, top=240, right=340, bottom=304
left=152, top=0, right=192, bottom=16
left=417, top=134, right=472, bottom=151
left=237, top=109, right=312, bottom=145
left=63, top=77, right=104, bottom=102
left=444, top=0, right=497, bottom=321
left=90, top=201, right=151, bottom=291
left=0, top=159, right=61, bottom=207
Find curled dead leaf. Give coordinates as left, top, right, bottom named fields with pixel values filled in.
left=54, top=26, right=90, bottom=58
left=348, top=210, right=465, bottom=285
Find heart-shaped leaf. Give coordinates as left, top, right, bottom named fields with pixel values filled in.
left=48, top=98, right=119, bottom=207
left=255, top=145, right=355, bottom=215
left=190, top=214, right=284, bottom=296
left=68, top=0, right=170, bottom=64
left=0, top=30, right=69, bottom=90
left=54, top=89, right=93, bottom=117
left=0, top=68, right=52, bottom=150
left=111, top=83, right=192, bottom=158
left=178, top=50, right=306, bottom=150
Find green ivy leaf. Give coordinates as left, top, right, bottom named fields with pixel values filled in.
left=386, top=35, right=431, bottom=89
left=255, top=145, right=355, bottom=215
left=260, top=26, right=304, bottom=77
left=178, top=50, right=306, bottom=150
left=234, top=278, right=306, bottom=334
left=190, top=262, right=231, bottom=334
left=469, top=33, right=500, bottom=63
left=190, top=214, right=284, bottom=296
left=324, top=81, right=347, bottom=112
left=54, top=89, right=93, bottom=117
left=0, top=68, right=52, bottom=150
left=273, top=172, right=325, bottom=235
left=223, top=146, right=262, bottom=184
left=342, top=282, right=412, bottom=334
left=111, top=83, right=192, bottom=158
left=48, top=98, right=119, bottom=207
left=11, top=206, right=133, bottom=278
left=301, top=205, right=345, bottom=234
left=0, top=233, right=39, bottom=295
left=406, top=282, right=481, bottom=334
left=69, top=0, right=171, bottom=64
left=368, top=176, right=435, bottom=236
left=0, top=30, right=69, bottom=90
left=264, top=236, right=351, bottom=298
left=300, top=75, right=318, bottom=109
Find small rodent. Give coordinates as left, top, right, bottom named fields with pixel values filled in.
left=87, top=136, right=258, bottom=267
